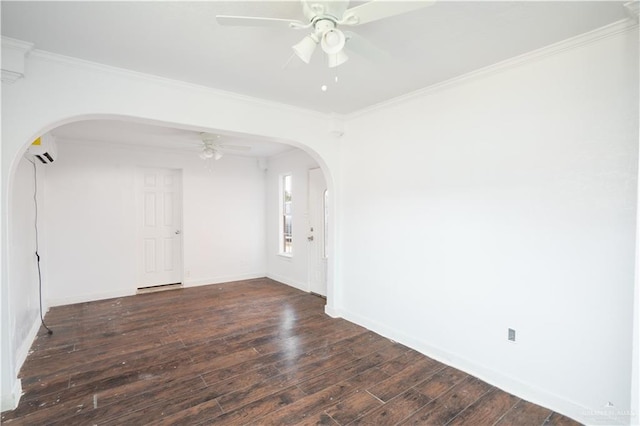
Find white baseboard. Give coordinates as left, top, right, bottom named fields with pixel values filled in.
left=0, top=378, right=22, bottom=412
left=324, top=305, right=341, bottom=318
left=265, top=273, right=309, bottom=293
left=183, top=273, right=264, bottom=288
left=336, top=307, right=623, bottom=426
left=15, top=313, right=41, bottom=377
left=47, top=289, right=136, bottom=307
left=1, top=310, right=46, bottom=412
left=48, top=275, right=270, bottom=306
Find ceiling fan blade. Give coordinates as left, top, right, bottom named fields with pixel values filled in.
left=302, top=0, right=349, bottom=21
left=342, top=0, right=436, bottom=26
left=216, top=15, right=308, bottom=29
left=219, top=144, right=252, bottom=152
left=344, top=31, right=391, bottom=63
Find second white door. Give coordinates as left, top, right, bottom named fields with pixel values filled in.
left=308, top=168, right=327, bottom=296
left=136, top=168, right=183, bottom=287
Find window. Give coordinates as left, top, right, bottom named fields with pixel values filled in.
left=280, top=174, right=292, bottom=255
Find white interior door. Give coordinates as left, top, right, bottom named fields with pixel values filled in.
left=136, top=168, right=183, bottom=287
left=308, top=168, right=327, bottom=296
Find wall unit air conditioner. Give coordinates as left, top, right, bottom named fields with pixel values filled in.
left=28, top=134, right=57, bottom=164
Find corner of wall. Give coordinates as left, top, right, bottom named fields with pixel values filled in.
left=1, top=305, right=44, bottom=412
left=0, top=377, right=21, bottom=412
left=14, top=312, right=43, bottom=380
left=182, top=273, right=265, bottom=288
left=324, top=305, right=342, bottom=318
left=266, top=273, right=308, bottom=293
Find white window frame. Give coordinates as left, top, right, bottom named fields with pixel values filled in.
left=279, top=173, right=293, bottom=257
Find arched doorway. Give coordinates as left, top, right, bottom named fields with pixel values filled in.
left=10, top=116, right=335, bottom=300
left=3, top=112, right=340, bottom=410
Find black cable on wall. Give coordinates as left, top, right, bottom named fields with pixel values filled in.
left=28, top=158, right=53, bottom=335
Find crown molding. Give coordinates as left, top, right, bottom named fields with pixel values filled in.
left=347, top=18, right=638, bottom=120
left=1, top=37, right=34, bottom=84
left=1, top=37, right=34, bottom=52
left=624, top=1, right=639, bottom=21
left=327, top=113, right=345, bottom=137
left=28, top=48, right=329, bottom=122
left=1, top=70, right=24, bottom=85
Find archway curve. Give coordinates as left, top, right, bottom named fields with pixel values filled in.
left=7, top=112, right=338, bottom=306
left=1, top=52, right=343, bottom=410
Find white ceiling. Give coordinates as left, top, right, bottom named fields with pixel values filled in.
left=1, top=1, right=629, bottom=115
left=1, top=1, right=630, bottom=156
left=51, top=119, right=296, bottom=158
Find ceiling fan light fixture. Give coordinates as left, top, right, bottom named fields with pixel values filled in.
left=200, top=147, right=223, bottom=161
left=320, top=28, right=345, bottom=54
left=292, top=34, right=318, bottom=64
left=200, top=139, right=224, bottom=161
left=327, top=49, right=348, bottom=68
left=200, top=149, right=213, bottom=160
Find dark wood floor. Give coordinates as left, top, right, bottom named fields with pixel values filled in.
left=2, top=278, right=580, bottom=425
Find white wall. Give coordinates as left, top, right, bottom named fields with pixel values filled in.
left=3, top=156, right=45, bottom=407
left=10, top=156, right=43, bottom=349
left=266, top=149, right=320, bottom=291
left=337, top=28, right=638, bottom=424
left=43, top=139, right=266, bottom=305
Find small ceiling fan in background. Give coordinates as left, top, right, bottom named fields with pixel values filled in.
left=199, top=133, right=251, bottom=161
left=216, top=0, right=435, bottom=68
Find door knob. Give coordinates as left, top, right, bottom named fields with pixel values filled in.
left=307, top=235, right=314, bottom=241
left=175, top=230, right=181, bottom=235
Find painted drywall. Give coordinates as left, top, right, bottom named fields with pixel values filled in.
left=338, top=28, right=638, bottom=424
left=10, top=156, right=43, bottom=353
left=265, top=149, right=321, bottom=291
left=632, top=17, right=640, bottom=426
left=0, top=106, right=7, bottom=410
left=43, top=139, right=267, bottom=305
left=3, top=156, right=45, bottom=408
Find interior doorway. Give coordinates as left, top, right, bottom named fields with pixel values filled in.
left=307, top=167, right=327, bottom=296
left=136, top=167, right=183, bottom=288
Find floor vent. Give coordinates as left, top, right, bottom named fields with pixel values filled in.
left=137, top=283, right=183, bottom=295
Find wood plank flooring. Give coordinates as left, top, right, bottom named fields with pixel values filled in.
left=1, top=278, right=581, bottom=425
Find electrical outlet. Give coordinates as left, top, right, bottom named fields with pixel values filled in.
left=508, top=328, right=516, bottom=342
left=185, top=270, right=191, bottom=278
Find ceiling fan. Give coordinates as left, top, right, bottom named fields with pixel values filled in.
left=216, top=0, right=436, bottom=68
left=199, top=133, right=251, bottom=161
